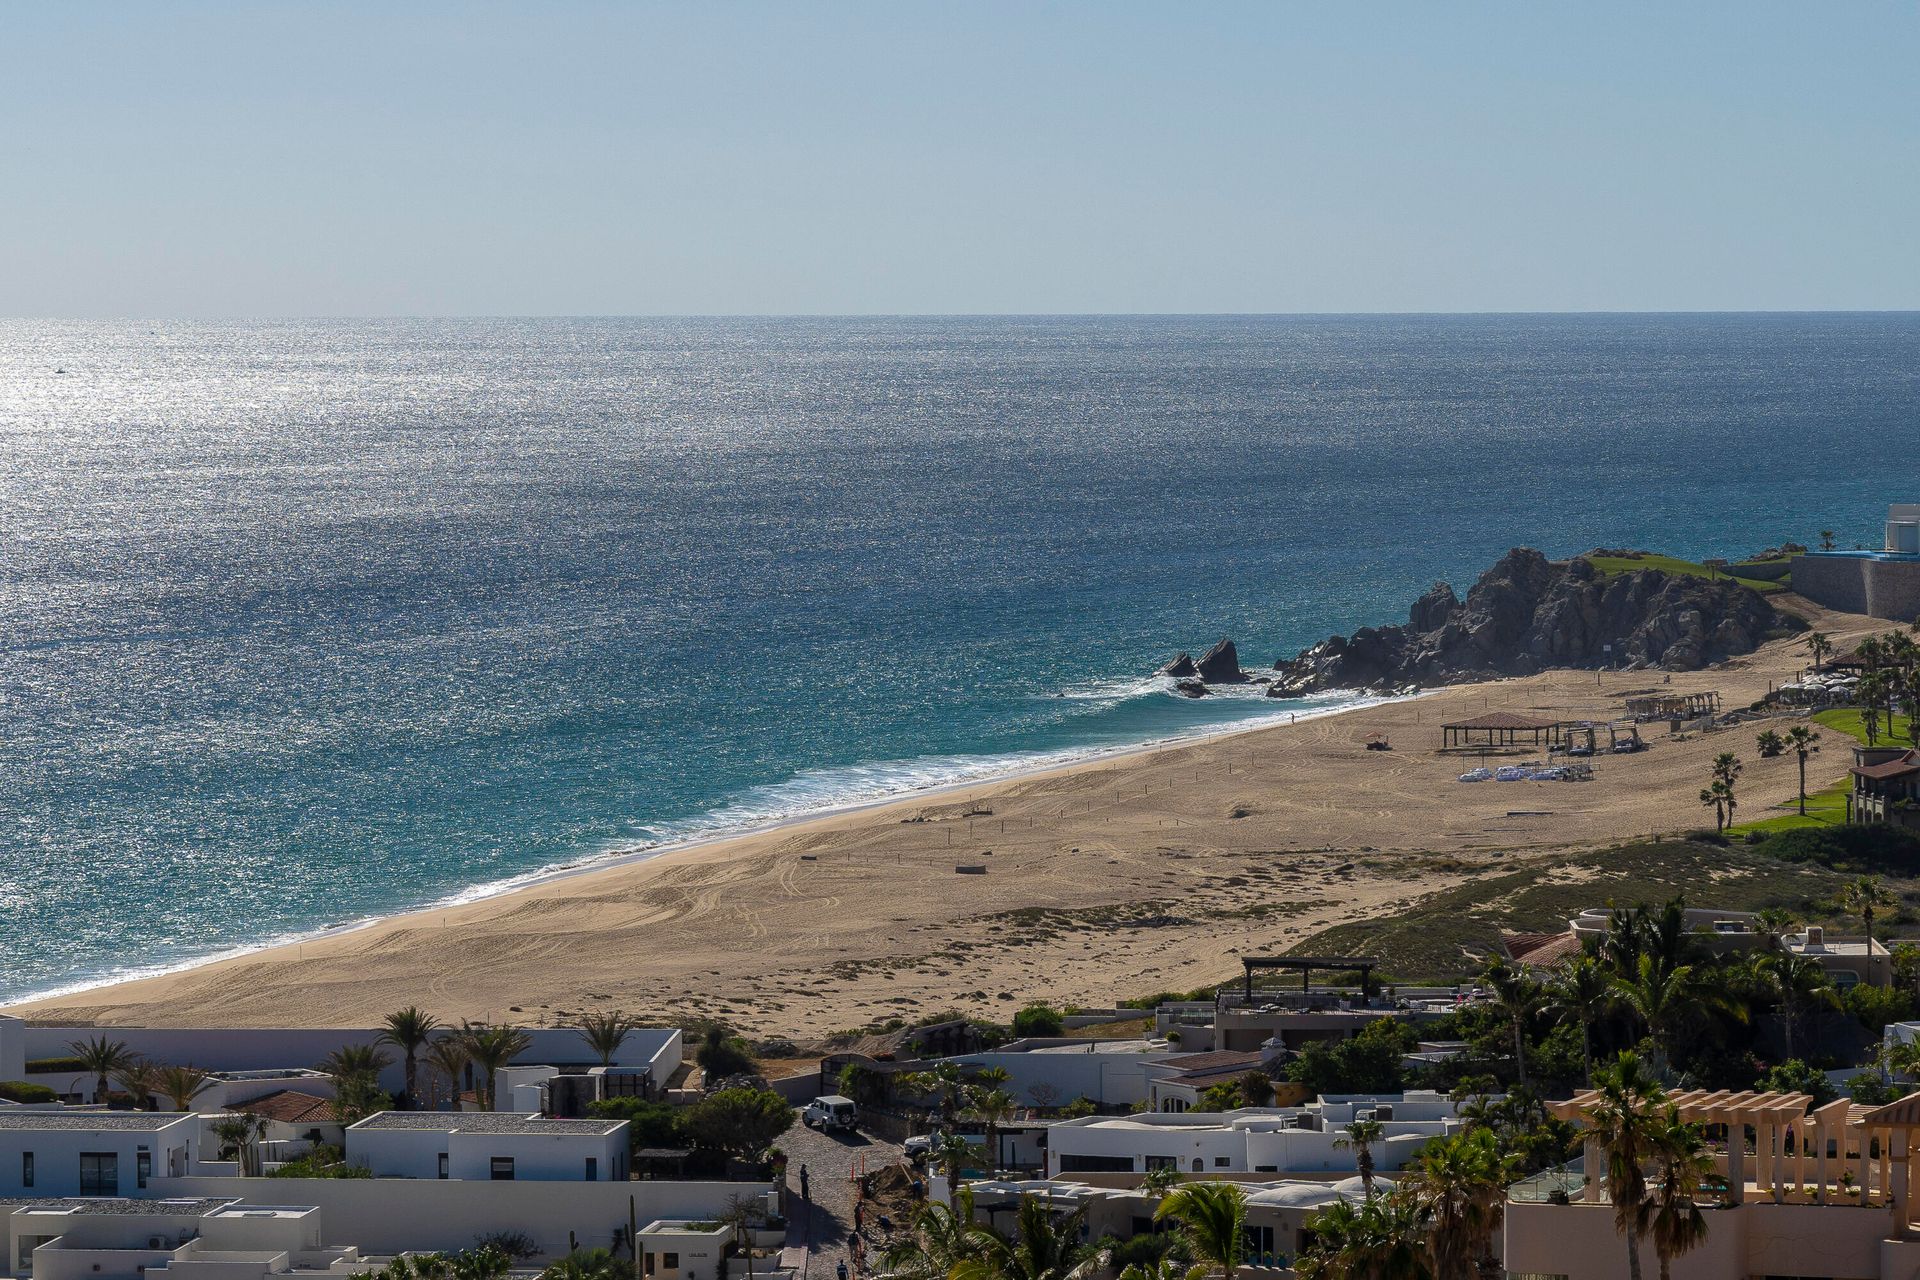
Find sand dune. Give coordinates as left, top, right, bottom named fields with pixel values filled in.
left=9, top=600, right=1878, bottom=1038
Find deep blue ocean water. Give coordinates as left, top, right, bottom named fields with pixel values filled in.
left=2, top=314, right=1915, bottom=1002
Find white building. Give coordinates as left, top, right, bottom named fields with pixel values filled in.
left=0, top=1196, right=367, bottom=1280
left=1044, top=1092, right=1469, bottom=1178
left=343, top=1113, right=628, bottom=1182
left=0, top=1114, right=199, bottom=1197
left=0, top=1020, right=25, bottom=1084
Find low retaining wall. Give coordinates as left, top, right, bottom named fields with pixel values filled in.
left=1792, top=554, right=1920, bottom=621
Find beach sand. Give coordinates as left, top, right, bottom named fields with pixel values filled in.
left=9, top=600, right=1879, bottom=1038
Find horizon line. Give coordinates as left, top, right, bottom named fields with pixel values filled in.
left=5, top=308, right=1920, bottom=323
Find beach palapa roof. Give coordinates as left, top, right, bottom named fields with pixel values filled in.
left=1441, top=711, right=1560, bottom=731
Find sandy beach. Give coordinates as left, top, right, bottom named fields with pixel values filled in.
left=9, top=599, right=1879, bottom=1038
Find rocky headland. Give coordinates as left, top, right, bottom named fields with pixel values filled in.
left=1264, top=548, right=1803, bottom=697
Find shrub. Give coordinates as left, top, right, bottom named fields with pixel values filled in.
left=1755, top=1058, right=1836, bottom=1106
left=1760, top=825, right=1920, bottom=875
left=24, top=1057, right=89, bottom=1075
left=683, top=1087, right=792, bottom=1159
left=1848, top=1072, right=1899, bottom=1106
left=0, top=1082, right=57, bottom=1103
left=1011, top=1004, right=1065, bottom=1038
left=1844, top=983, right=1916, bottom=1033
left=587, top=1097, right=689, bottom=1150
left=1687, top=829, right=1730, bottom=847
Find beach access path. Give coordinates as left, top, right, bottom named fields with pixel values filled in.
left=7, top=599, right=1880, bottom=1038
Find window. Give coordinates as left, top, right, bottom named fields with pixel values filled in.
left=1191, top=1158, right=1203, bottom=1173
left=1242, top=1226, right=1275, bottom=1259
left=586, top=1157, right=598, bottom=1182
left=1161, top=1098, right=1188, bottom=1113
left=490, top=1157, right=516, bottom=1181
left=79, top=1152, right=118, bottom=1197
left=438, top=1153, right=449, bottom=1180
left=137, top=1149, right=151, bottom=1189
left=662, top=1254, right=678, bottom=1270
left=1214, top=1156, right=1230, bottom=1168
left=21, top=1152, right=32, bottom=1189
left=1144, top=1155, right=1177, bottom=1172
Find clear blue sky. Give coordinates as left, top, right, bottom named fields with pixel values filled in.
left=4, top=2, right=1916, bottom=316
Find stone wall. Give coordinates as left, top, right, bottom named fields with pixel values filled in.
left=1791, top=554, right=1920, bottom=621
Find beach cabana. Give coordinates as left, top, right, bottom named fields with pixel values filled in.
left=1440, top=711, right=1563, bottom=751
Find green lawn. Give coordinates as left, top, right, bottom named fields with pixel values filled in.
left=1728, top=707, right=1914, bottom=834
left=1586, top=552, right=1787, bottom=594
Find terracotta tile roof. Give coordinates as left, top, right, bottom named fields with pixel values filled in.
left=1502, top=931, right=1584, bottom=968
left=237, top=1090, right=339, bottom=1124
left=1853, top=750, right=1920, bottom=781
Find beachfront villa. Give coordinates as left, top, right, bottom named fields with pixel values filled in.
left=1507, top=1089, right=1920, bottom=1280
left=342, top=1113, right=629, bottom=1182
left=0, top=1113, right=198, bottom=1197
left=1044, top=1092, right=1471, bottom=1178
left=0, top=1197, right=367, bottom=1280
left=1792, top=505, right=1920, bottom=621
left=1504, top=907, right=1897, bottom=989
left=1850, top=744, right=1920, bottom=830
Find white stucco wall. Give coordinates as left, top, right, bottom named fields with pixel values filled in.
left=445, top=1129, right=624, bottom=1182
left=0, top=1121, right=197, bottom=1196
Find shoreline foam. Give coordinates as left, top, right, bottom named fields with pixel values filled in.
left=8, top=684, right=1406, bottom=1009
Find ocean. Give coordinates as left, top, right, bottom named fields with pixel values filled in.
left=2, top=313, right=1915, bottom=1003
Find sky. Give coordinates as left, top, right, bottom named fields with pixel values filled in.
left=2, top=3, right=1917, bottom=316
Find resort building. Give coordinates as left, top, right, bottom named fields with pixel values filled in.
left=1791, top=506, right=1920, bottom=621
left=0, top=1114, right=199, bottom=1197
left=1510, top=1088, right=1920, bottom=1280
left=1505, top=909, right=1897, bottom=989
left=341, top=1112, right=629, bottom=1182
left=0, top=1197, right=368, bottom=1280
left=1044, top=1093, right=1470, bottom=1178
left=1850, top=745, right=1920, bottom=829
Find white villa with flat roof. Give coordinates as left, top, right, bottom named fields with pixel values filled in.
left=0, top=1196, right=369, bottom=1280
left=343, top=1113, right=628, bottom=1182
left=0, top=1115, right=199, bottom=1198
left=1044, top=1092, right=1471, bottom=1178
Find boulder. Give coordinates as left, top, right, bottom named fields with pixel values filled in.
left=1174, top=678, right=1210, bottom=698
left=1195, top=638, right=1246, bottom=683
left=1159, top=653, right=1199, bottom=678
left=1267, top=547, right=1801, bottom=695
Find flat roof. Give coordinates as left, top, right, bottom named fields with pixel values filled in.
left=0, top=1112, right=195, bottom=1132
left=349, top=1112, right=624, bottom=1136
left=7, top=1198, right=238, bottom=1217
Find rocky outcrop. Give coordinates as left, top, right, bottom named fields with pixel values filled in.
left=1159, top=653, right=1199, bottom=678
left=1268, top=548, right=1803, bottom=696
left=1195, top=638, right=1246, bottom=683
left=1174, top=678, right=1210, bottom=698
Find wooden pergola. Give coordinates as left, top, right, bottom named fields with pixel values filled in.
left=1623, top=691, right=1721, bottom=721
left=1549, top=1088, right=1920, bottom=1222
left=1440, top=711, right=1564, bottom=751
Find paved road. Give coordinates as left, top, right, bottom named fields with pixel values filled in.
left=780, top=1118, right=906, bottom=1280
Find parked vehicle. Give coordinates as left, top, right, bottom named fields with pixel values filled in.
left=802, top=1095, right=860, bottom=1130
left=1494, top=765, right=1532, bottom=782
left=1458, top=768, right=1492, bottom=782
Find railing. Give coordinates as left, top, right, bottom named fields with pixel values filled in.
left=1509, top=1161, right=1587, bottom=1204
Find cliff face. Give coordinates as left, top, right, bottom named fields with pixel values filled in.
left=1269, top=549, right=1802, bottom=696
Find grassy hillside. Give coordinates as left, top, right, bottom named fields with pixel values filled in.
left=1586, top=552, right=1787, bottom=594
left=1286, top=839, right=1847, bottom=982
left=1734, top=707, right=1915, bottom=834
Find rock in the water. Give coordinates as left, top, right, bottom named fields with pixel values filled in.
left=1268, top=547, right=1801, bottom=696
left=1174, top=677, right=1210, bottom=698
left=1159, top=652, right=1199, bottom=678
left=1195, top=638, right=1246, bottom=683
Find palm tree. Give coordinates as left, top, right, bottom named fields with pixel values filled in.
left=425, top=1034, right=471, bottom=1110
left=68, top=1035, right=134, bottom=1107
left=1819, top=531, right=1836, bottom=553
left=578, top=1011, right=640, bottom=1069
left=880, top=1187, right=983, bottom=1280
left=930, top=1130, right=977, bottom=1204
left=1806, top=630, right=1833, bottom=669
left=210, top=1113, right=269, bottom=1176
left=112, top=1059, right=161, bottom=1111
left=1401, top=1126, right=1515, bottom=1280
left=951, top=1196, right=1103, bottom=1280
left=1586, top=1052, right=1668, bottom=1280
left=1612, top=955, right=1707, bottom=1074
left=1334, top=1118, right=1386, bottom=1198
left=1647, top=1113, right=1714, bottom=1280
left=1756, top=728, right=1785, bottom=759
left=903, top=1061, right=973, bottom=1128
left=970, top=1087, right=1018, bottom=1176
left=458, top=1023, right=533, bottom=1111
left=1763, top=951, right=1837, bottom=1059
left=1295, top=1196, right=1433, bottom=1280
left=1156, top=1182, right=1248, bottom=1280
left=156, top=1064, right=215, bottom=1111
left=1139, top=1164, right=1185, bottom=1198
left=1547, top=955, right=1613, bottom=1085
left=378, top=1008, right=440, bottom=1109
left=1481, top=959, right=1544, bottom=1087
left=1699, top=780, right=1734, bottom=833
left=1842, top=875, right=1895, bottom=941
left=323, top=1043, right=395, bottom=1122
left=1782, top=725, right=1822, bottom=817
left=1859, top=673, right=1889, bottom=745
